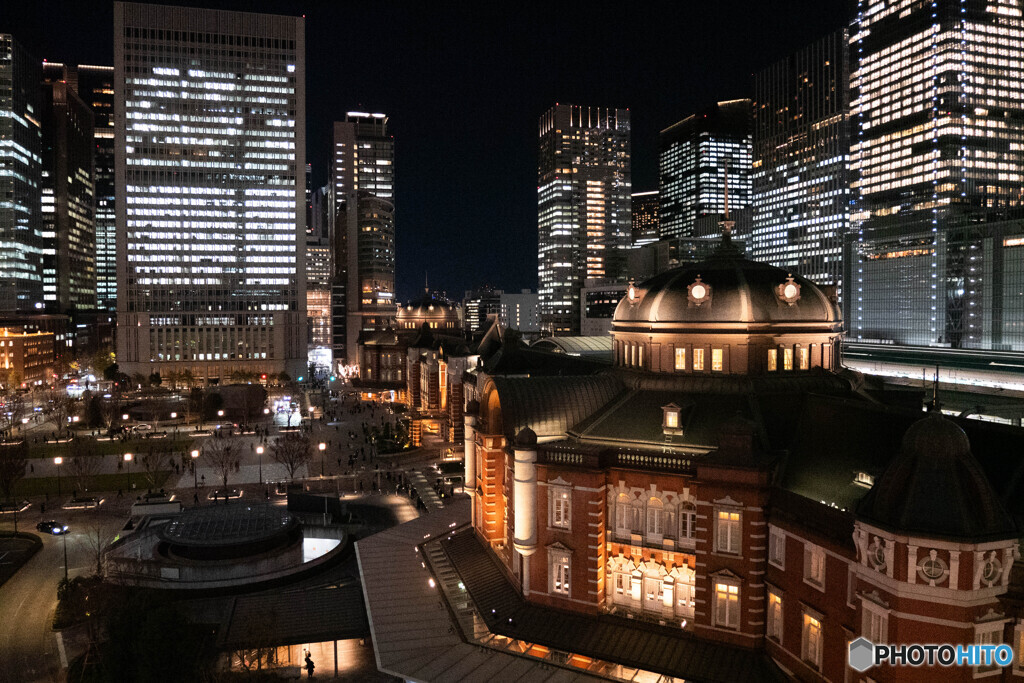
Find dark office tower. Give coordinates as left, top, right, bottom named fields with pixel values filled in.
left=331, top=113, right=394, bottom=363
left=114, top=2, right=307, bottom=381
left=850, top=0, right=1024, bottom=349
left=752, top=30, right=851, bottom=299
left=538, top=104, right=631, bottom=336
left=630, top=191, right=659, bottom=246
left=45, top=63, right=117, bottom=313
left=307, top=185, right=331, bottom=352
left=40, top=75, right=96, bottom=313
left=0, top=35, right=44, bottom=313
left=659, top=100, right=752, bottom=241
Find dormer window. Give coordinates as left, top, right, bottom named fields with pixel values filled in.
left=853, top=471, right=875, bottom=488
left=663, top=403, right=683, bottom=435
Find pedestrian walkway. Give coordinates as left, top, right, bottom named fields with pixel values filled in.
left=406, top=470, right=444, bottom=511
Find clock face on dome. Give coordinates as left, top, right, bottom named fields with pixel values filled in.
left=687, top=276, right=711, bottom=306
left=627, top=284, right=637, bottom=302
left=777, top=276, right=801, bottom=306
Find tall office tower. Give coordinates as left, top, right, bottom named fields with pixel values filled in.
left=463, top=286, right=502, bottom=333
left=751, top=30, right=851, bottom=298
left=850, top=0, right=1024, bottom=349
left=0, top=35, right=44, bottom=313
left=45, top=63, right=117, bottom=313
left=114, top=2, right=306, bottom=380
left=537, top=104, right=631, bottom=336
left=630, top=190, right=659, bottom=247
left=658, top=100, right=752, bottom=241
left=40, top=75, right=96, bottom=314
left=306, top=185, right=332, bottom=352
left=330, top=113, right=394, bottom=364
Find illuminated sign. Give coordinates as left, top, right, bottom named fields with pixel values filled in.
left=336, top=363, right=360, bottom=379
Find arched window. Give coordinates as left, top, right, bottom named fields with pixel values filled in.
left=647, top=497, right=663, bottom=536
left=680, top=501, right=696, bottom=542
left=631, top=499, right=644, bottom=533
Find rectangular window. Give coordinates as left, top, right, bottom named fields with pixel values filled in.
left=802, top=612, right=823, bottom=668
left=680, top=504, right=696, bottom=541
left=551, top=552, right=570, bottom=595
left=783, top=347, right=793, bottom=371
left=767, top=348, right=777, bottom=371
left=711, top=348, right=723, bottom=372
left=863, top=604, right=888, bottom=643
left=716, top=510, right=741, bottom=554
left=768, top=526, right=785, bottom=569
left=804, top=543, right=826, bottom=589
left=799, top=346, right=809, bottom=370
left=767, top=590, right=783, bottom=642
left=976, top=625, right=1003, bottom=674
left=551, top=487, right=570, bottom=529
left=674, top=347, right=686, bottom=371
left=715, top=582, right=740, bottom=629
left=693, top=347, right=705, bottom=371
left=615, top=573, right=626, bottom=594
left=665, top=410, right=679, bottom=429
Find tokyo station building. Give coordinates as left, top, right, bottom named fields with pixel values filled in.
left=462, top=235, right=1024, bottom=681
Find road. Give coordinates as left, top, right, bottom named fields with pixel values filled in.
left=0, top=505, right=128, bottom=683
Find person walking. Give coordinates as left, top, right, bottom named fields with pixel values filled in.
left=304, top=653, right=315, bottom=678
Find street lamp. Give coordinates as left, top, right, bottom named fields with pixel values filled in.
left=319, top=442, right=326, bottom=477
left=217, top=410, right=224, bottom=418
left=122, top=413, right=129, bottom=421
left=191, top=449, right=200, bottom=489
left=54, top=456, right=63, bottom=496
left=124, top=453, right=133, bottom=490
left=256, top=445, right=264, bottom=485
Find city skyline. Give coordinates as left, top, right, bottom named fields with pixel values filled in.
left=4, top=0, right=853, bottom=302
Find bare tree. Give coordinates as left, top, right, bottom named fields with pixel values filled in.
left=81, top=521, right=116, bottom=576
left=100, top=399, right=122, bottom=434
left=67, top=453, right=104, bottom=496
left=232, top=608, right=280, bottom=672
left=268, top=432, right=312, bottom=481
left=138, top=446, right=171, bottom=491
left=202, top=440, right=237, bottom=490
left=44, top=393, right=75, bottom=437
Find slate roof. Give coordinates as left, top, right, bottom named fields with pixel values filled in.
left=489, top=374, right=625, bottom=441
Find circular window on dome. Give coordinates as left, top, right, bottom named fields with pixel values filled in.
left=868, top=537, right=886, bottom=572
left=626, top=279, right=639, bottom=306
left=776, top=276, right=802, bottom=306
left=687, top=276, right=711, bottom=307
left=916, top=550, right=948, bottom=586
left=982, top=552, right=1003, bottom=587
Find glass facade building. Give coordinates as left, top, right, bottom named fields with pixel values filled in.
left=114, top=2, right=306, bottom=380
left=751, top=30, right=851, bottom=300
left=849, top=0, right=1024, bottom=348
left=538, top=104, right=631, bottom=336
left=331, top=113, right=394, bottom=364
left=630, top=190, right=659, bottom=246
left=658, top=100, right=752, bottom=241
left=0, top=35, right=44, bottom=313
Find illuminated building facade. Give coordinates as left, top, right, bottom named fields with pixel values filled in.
left=751, top=30, right=851, bottom=299
left=463, top=286, right=501, bottom=333
left=306, top=185, right=331, bottom=351
left=40, top=74, right=96, bottom=314
left=537, top=104, right=631, bottom=336
left=658, top=99, right=752, bottom=240
left=0, top=328, right=55, bottom=387
left=114, top=2, right=306, bottom=380
left=849, top=0, right=1024, bottom=349
left=630, top=190, right=658, bottom=246
left=331, top=113, right=394, bottom=363
left=499, top=289, right=540, bottom=336
left=0, top=35, right=44, bottom=313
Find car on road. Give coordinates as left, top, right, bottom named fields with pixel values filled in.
left=36, top=521, right=70, bottom=535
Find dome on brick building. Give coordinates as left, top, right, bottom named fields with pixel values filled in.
left=397, top=292, right=461, bottom=331
left=613, top=241, right=840, bottom=331
left=856, top=412, right=1017, bottom=542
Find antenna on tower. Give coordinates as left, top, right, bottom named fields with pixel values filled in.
left=425, top=271, right=429, bottom=294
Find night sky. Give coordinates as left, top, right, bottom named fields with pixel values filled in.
left=6, top=1, right=853, bottom=303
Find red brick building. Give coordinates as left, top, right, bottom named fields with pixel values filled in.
left=465, top=239, right=1024, bottom=681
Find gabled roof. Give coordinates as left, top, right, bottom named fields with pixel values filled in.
left=489, top=373, right=624, bottom=441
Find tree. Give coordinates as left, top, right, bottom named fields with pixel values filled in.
left=148, top=372, right=162, bottom=387
left=268, top=432, right=312, bottom=481
left=103, top=362, right=120, bottom=382
left=0, top=442, right=28, bottom=503
left=43, top=392, right=75, bottom=437
left=202, top=440, right=237, bottom=490
left=0, top=391, right=26, bottom=438
left=81, top=521, right=116, bottom=576
left=68, top=452, right=103, bottom=495
left=201, top=392, right=223, bottom=421
left=138, top=446, right=170, bottom=491
left=92, top=348, right=115, bottom=377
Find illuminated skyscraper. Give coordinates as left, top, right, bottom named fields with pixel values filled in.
left=331, top=113, right=394, bottom=364
left=751, top=30, right=850, bottom=297
left=850, top=0, right=1024, bottom=349
left=114, top=2, right=306, bottom=380
left=40, top=72, right=96, bottom=314
left=538, top=104, right=631, bottom=336
left=659, top=100, right=752, bottom=240
left=0, top=35, right=44, bottom=313
left=630, top=190, right=659, bottom=246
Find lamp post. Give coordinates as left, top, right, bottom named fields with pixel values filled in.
left=124, top=453, right=133, bottom=490
left=191, top=449, right=200, bottom=489
left=319, top=442, right=326, bottom=477
left=62, top=526, right=69, bottom=583
left=54, top=457, right=63, bottom=496
left=256, top=445, right=264, bottom=485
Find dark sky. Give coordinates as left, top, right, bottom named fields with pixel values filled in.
left=6, top=0, right=853, bottom=302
